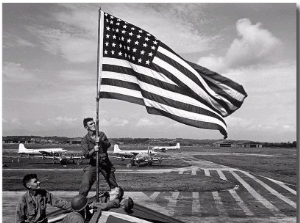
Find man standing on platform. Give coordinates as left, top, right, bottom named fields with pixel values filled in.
left=79, top=117, right=118, bottom=197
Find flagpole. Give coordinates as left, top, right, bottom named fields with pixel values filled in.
left=95, top=7, right=102, bottom=203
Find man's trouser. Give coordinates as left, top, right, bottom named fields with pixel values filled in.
left=79, top=164, right=117, bottom=196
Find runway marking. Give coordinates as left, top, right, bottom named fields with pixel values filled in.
left=264, top=177, right=297, bottom=195
left=204, top=169, right=228, bottom=217
left=192, top=192, right=200, bottom=216
left=241, top=171, right=296, bottom=209
left=191, top=167, right=198, bottom=175
left=165, top=192, right=180, bottom=216
left=230, top=171, right=286, bottom=217
left=149, top=192, right=160, bottom=200
left=212, top=191, right=228, bottom=217
left=217, top=170, right=254, bottom=216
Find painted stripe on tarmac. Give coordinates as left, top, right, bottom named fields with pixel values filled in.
left=212, top=191, right=228, bottom=217
left=241, top=171, right=297, bottom=209
left=264, top=177, right=297, bottom=195
left=150, top=192, right=160, bottom=200
left=192, top=192, right=200, bottom=216
left=230, top=171, right=286, bottom=217
left=217, top=170, right=254, bottom=216
left=167, top=192, right=180, bottom=216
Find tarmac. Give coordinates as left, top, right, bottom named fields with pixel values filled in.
left=2, top=153, right=297, bottom=223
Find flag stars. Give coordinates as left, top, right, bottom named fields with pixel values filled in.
left=105, top=42, right=109, bottom=46
left=106, top=34, right=110, bottom=39
left=121, top=30, right=126, bottom=34
left=138, top=58, right=142, bottom=63
left=143, top=43, right=148, bottom=47
left=104, top=50, right=108, bottom=54
left=153, top=40, right=158, bottom=45
left=129, top=32, right=133, bottom=36
left=137, top=35, right=141, bottom=39
left=151, top=46, right=156, bottom=50
left=127, top=38, right=132, bottom=43
left=123, top=25, right=127, bottom=29
left=113, top=35, right=117, bottom=39
left=106, top=26, right=111, bottom=31
left=112, top=43, right=116, bottom=47
left=140, top=50, right=145, bottom=55
left=111, top=50, right=115, bottom=55
left=134, top=41, right=139, bottom=45
left=146, top=60, right=150, bottom=65
left=148, top=52, right=153, bottom=57
left=132, top=48, right=137, bottom=53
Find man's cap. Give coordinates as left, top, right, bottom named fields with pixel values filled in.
left=71, top=195, right=88, bottom=212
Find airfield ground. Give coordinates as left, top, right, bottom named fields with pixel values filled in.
left=2, top=144, right=297, bottom=223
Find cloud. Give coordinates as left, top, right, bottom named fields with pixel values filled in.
left=26, top=4, right=214, bottom=63
left=3, top=33, right=36, bottom=48
left=46, top=116, right=79, bottom=126
left=197, top=18, right=282, bottom=72
left=136, top=118, right=164, bottom=127
left=100, top=118, right=129, bottom=127
left=11, top=118, right=23, bottom=126
left=3, top=62, right=34, bottom=82
left=58, top=70, right=94, bottom=81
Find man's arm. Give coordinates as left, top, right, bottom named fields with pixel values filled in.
left=93, top=199, right=120, bottom=211
left=47, top=191, right=72, bottom=211
left=81, top=137, right=96, bottom=158
left=98, top=132, right=111, bottom=152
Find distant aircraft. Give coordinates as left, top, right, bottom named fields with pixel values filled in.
left=113, top=144, right=157, bottom=159
left=18, top=143, right=67, bottom=157
left=152, top=143, right=180, bottom=152
left=113, top=144, right=162, bottom=166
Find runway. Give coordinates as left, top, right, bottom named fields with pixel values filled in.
left=3, top=155, right=296, bottom=223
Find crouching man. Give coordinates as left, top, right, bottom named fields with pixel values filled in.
left=16, top=173, right=72, bottom=223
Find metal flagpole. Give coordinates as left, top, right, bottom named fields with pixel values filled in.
left=95, top=7, right=102, bottom=202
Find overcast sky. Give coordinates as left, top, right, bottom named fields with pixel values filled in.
left=2, top=3, right=297, bottom=142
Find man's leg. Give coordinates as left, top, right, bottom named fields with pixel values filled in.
left=79, top=165, right=96, bottom=196
left=99, top=165, right=118, bottom=189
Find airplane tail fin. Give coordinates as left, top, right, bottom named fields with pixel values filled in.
left=18, top=143, right=27, bottom=153
left=113, top=144, right=122, bottom=153
left=176, top=143, right=180, bottom=149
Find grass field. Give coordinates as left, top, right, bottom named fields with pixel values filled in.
left=2, top=143, right=297, bottom=191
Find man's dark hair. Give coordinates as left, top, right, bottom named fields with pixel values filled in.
left=22, top=174, right=37, bottom=189
left=83, top=117, right=94, bottom=127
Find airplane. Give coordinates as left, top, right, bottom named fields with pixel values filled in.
left=17, top=143, right=67, bottom=157
left=130, top=153, right=163, bottom=167
left=152, top=143, right=180, bottom=152
left=113, top=144, right=157, bottom=159
left=112, top=144, right=162, bottom=166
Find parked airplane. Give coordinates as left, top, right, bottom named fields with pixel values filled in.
left=152, top=143, right=180, bottom=152
left=113, top=144, right=162, bottom=166
left=130, top=153, right=163, bottom=167
left=18, top=143, right=67, bottom=157
left=113, top=144, right=157, bottom=159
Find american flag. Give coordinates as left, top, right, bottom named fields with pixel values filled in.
left=98, top=10, right=247, bottom=138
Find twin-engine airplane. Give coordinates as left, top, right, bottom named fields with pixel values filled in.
left=152, top=143, right=180, bottom=152
left=113, top=144, right=162, bottom=166
left=18, top=143, right=67, bottom=157
left=113, top=144, right=157, bottom=157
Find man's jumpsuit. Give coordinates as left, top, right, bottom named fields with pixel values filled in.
left=79, top=131, right=118, bottom=196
